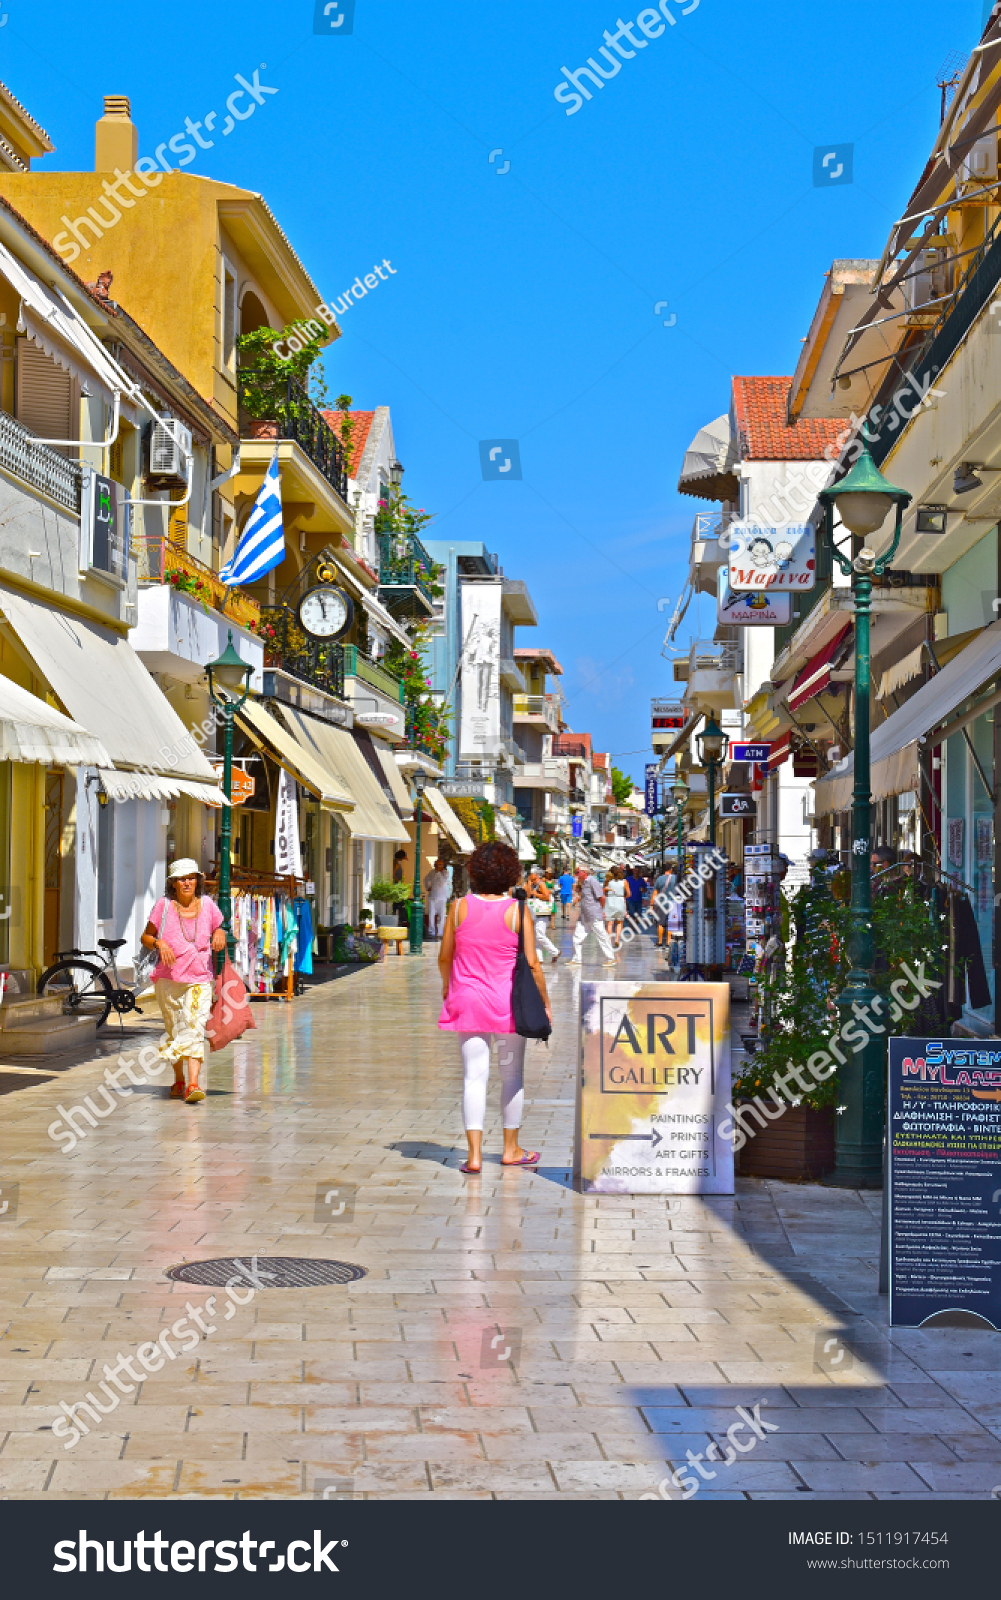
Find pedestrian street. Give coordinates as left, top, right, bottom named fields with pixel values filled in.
left=1, top=923, right=999, bottom=1502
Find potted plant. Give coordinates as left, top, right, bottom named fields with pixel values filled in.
left=236, top=324, right=331, bottom=437
left=369, top=880, right=411, bottom=927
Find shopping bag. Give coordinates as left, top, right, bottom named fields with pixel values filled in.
left=205, top=954, right=256, bottom=1051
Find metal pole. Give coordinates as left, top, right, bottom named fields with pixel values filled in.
left=831, top=562, right=883, bottom=1187
left=409, top=791, right=424, bottom=955
left=219, top=702, right=235, bottom=961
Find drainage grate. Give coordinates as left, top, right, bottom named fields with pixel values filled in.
left=165, top=1257, right=367, bottom=1289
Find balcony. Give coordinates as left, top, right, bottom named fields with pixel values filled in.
left=514, top=757, right=570, bottom=793
left=257, top=605, right=345, bottom=701
left=341, top=643, right=405, bottom=740
left=553, top=736, right=589, bottom=761
left=340, top=644, right=404, bottom=705
left=377, top=530, right=437, bottom=621
left=136, top=534, right=260, bottom=631
left=682, top=638, right=743, bottom=710
left=237, top=369, right=348, bottom=504
left=0, top=409, right=82, bottom=513
left=512, top=692, right=562, bottom=731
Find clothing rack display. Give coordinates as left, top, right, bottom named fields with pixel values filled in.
left=204, top=870, right=304, bottom=1002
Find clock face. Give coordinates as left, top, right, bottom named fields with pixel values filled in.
left=298, top=585, right=352, bottom=640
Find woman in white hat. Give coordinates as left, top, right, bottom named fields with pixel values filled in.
left=140, top=859, right=226, bottom=1104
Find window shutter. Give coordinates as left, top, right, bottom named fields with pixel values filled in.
left=16, top=340, right=72, bottom=442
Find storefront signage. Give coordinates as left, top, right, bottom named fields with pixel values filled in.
left=572, top=814, right=583, bottom=838
left=720, top=793, right=756, bottom=818
left=438, top=778, right=495, bottom=801
left=644, top=764, right=659, bottom=816
left=212, top=766, right=256, bottom=806
left=732, top=743, right=771, bottom=763
left=717, top=568, right=792, bottom=624
left=727, top=521, right=816, bottom=591
left=889, top=1035, right=1001, bottom=1329
left=574, top=981, right=733, bottom=1194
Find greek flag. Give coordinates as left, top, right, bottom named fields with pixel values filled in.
left=220, top=455, right=285, bottom=585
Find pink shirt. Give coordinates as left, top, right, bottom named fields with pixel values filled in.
left=149, top=896, right=224, bottom=985
left=438, top=895, right=518, bottom=1035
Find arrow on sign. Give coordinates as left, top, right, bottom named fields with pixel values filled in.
left=589, top=1129, right=663, bottom=1148
left=973, top=1089, right=1001, bottom=1102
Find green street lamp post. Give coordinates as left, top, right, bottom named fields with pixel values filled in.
left=671, top=776, right=689, bottom=866
left=818, top=446, right=911, bottom=1187
left=409, top=767, right=427, bottom=954
left=206, top=631, right=253, bottom=961
left=696, top=713, right=729, bottom=851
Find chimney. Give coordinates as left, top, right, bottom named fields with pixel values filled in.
left=95, top=95, right=138, bottom=172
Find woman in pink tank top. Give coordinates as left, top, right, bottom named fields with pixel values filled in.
left=439, top=841, right=551, bottom=1175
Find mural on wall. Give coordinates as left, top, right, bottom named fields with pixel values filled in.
left=459, top=584, right=502, bottom=759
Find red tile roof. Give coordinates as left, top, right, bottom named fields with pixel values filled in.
left=732, top=376, right=844, bottom=461
left=320, top=408, right=375, bottom=479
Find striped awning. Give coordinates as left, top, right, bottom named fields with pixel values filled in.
left=787, top=623, right=851, bottom=712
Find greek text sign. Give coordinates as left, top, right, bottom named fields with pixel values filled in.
left=717, top=568, right=792, bottom=624
left=575, top=982, right=733, bottom=1194
left=889, top=1036, right=1001, bottom=1329
left=727, top=522, right=816, bottom=591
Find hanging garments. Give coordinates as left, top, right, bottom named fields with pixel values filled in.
left=293, top=897, right=314, bottom=975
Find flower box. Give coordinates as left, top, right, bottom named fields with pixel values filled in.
left=734, top=1100, right=836, bottom=1181
left=248, top=418, right=279, bottom=440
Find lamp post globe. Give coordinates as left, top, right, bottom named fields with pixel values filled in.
left=205, top=631, right=253, bottom=961
left=818, top=447, right=911, bottom=1186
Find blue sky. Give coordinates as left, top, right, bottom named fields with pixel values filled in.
left=7, top=0, right=987, bottom=781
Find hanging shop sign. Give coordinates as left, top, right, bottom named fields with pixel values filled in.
left=574, top=981, right=733, bottom=1195
left=644, top=764, right=660, bottom=816
left=731, top=743, right=771, bottom=763
left=717, top=567, right=792, bottom=624
left=211, top=765, right=256, bottom=806
left=888, top=1035, right=1001, bottom=1329
left=720, top=793, right=756, bottom=818
left=727, top=521, right=816, bottom=591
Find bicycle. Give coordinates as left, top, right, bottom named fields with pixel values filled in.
left=38, top=939, right=147, bottom=1029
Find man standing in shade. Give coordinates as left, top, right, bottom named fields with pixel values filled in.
left=424, top=857, right=450, bottom=940
left=568, top=869, right=617, bottom=967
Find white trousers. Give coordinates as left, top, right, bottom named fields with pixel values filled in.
left=459, top=1031, right=527, bottom=1131
left=534, top=914, right=560, bottom=959
left=572, top=917, right=616, bottom=962
left=428, top=897, right=448, bottom=937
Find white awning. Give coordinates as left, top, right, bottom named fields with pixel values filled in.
left=373, top=739, right=414, bottom=819
left=677, top=414, right=739, bottom=499
left=424, top=786, right=476, bottom=855
left=97, top=768, right=229, bottom=807
left=274, top=705, right=407, bottom=841
left=0, top=671, right=110, bottom=766
left=814, top=620, right=1001, bottom=813
left=0, top=587, right=224, bottom=793
left=235, top=698, right=354, bottom=810
left=516, top=827, right=537, bottom=862
left=494, top=812, right=519, bottom=847
left=0, top=238, right=129, bottom=404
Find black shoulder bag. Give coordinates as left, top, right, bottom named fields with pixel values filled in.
left=512, top=901, right=552, bottom=1041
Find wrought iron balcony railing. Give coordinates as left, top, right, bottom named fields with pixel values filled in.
left=136, top=534, right=260, bottom=630
left=237, top=369, right=348, bottom=503
left=258, top=605, right=345, bottom=700
left=341, top=643, right=405, bottom=704
left=0, top=409, right=82, bottom=512
left=376, top=529, right=437, bottom=619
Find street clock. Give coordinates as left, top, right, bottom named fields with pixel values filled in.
left=298, top=584, right=354, bottom=640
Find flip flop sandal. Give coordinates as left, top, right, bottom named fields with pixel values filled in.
left=502, top=1151, right=540, bottom=1166
left=185, top=1087, right=206, bottom=1104
left=169, top=1081, right=186, bottom=1099
left=460, top=1163, right=482, bottom=1174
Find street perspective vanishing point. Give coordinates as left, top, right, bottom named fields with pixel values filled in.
left=0, top=0, right=998, bottom=1586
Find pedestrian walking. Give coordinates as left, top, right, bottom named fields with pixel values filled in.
left=558, top=868, right=574, bottom=922
left=568, top=869, right=617, bottom=966
left=140, top=859, right=227, bottom=1105
left=653, top=863, right=676, bottom=948
left=425, top=856, right=450, bottom=939
left=526, top=868, right=560, bottom=963
left=625, top=868, right=646, bottom=929
left=438, top=841, right=551, bottom=1175
left=603, top=866, right=628, bottom=949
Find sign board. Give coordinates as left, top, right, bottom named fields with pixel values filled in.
left=744, top=843, right=773, bottom=858
left=80, top=468, right=129, bottom=581
left=732, top=742, right=771, bottom=764
left=720, top=793, right=756, bottom=818
left=889, top=1036, right=1001, bottom=1329
left=572, top=814, right=583, bottom=838
left=459, top=583, right=503, bottom=760
left=717, top=567, right=792, bottom=624
left=212, top=765, right=256, bottom=806
left=438, top=778, right=495, bottom=801
left=727, top=521, right=816, bottom=591
left=651, top=699, right=686, bottom=731
left=575, top=982, right=733, bottom=1194
left=644, top=763, right=659, bottom=816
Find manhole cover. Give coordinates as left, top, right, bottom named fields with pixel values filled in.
left=165, top=1257, right=367, bottom=1288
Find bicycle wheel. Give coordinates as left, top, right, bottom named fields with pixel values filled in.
left=39, top=960, right=114, bottom=1027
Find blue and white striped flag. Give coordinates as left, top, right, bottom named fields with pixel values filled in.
left=220, top=455, right=285, bottom=585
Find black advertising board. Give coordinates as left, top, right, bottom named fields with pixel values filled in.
left=888, top=1036, right=1001, bottom=1328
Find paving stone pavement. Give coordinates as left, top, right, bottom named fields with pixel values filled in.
left=0, top=919, right=999, bottom=1500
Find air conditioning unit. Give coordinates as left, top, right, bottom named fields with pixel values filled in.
left=902, top=250, right=952, bottom=318
left=145, top=416, right=192, bottom=485
left=959, top=135, right=998, bottom=188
